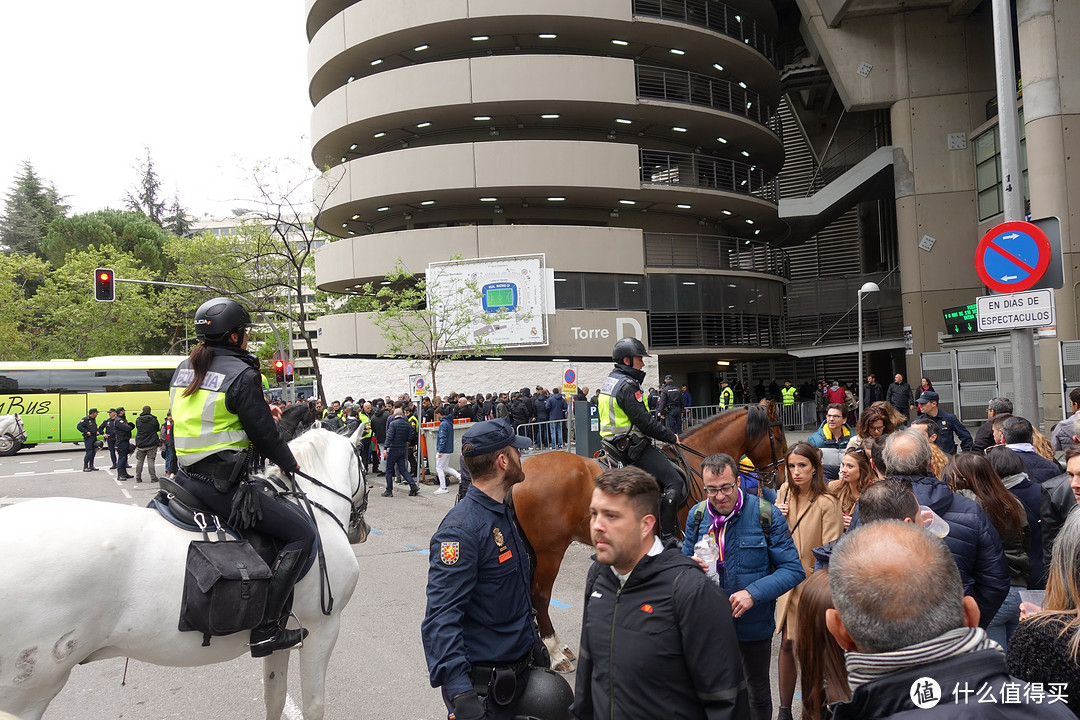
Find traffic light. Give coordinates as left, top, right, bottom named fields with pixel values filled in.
left=274, top=358, right=285, bottom=384
left=94, top=268, right=115, bottom=302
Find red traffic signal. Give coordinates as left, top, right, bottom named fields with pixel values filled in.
left=274, top=359, right=285, bottom=383
left=94, top=268, right=115, bottom=302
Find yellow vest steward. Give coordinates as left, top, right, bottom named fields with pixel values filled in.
left=169, top=355, right=251, bottom=465
left=597, top=374, right=643, bottom=438
left=781, top=386, right=797, bottom=406
left=358, top=412, right=372, bottom=439
left=719, top=387, right=734, bottom=410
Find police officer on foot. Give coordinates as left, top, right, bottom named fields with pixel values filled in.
left=598, top=337, right=685, bottom=541
left=78, top=408, right=101, bottom=471
left=422, top=418, right=572, bottom=720
left=170, top=297, right=315, bottom=658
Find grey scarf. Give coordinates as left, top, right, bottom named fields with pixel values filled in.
left=845, top=627, right=1001, bottom=690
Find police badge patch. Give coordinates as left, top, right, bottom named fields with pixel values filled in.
left=440, top=542, right=460, bottom=565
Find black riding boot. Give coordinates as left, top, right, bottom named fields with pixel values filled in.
left=249, top=549, right=308, bottom=658
left=659, top=488, right=680, bottom=541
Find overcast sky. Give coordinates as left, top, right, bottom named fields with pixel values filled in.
left=0, top=1, right=313, bottom=219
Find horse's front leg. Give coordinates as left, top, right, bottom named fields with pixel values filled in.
left=263, top=650, right=291, bottom=719
left=298, top=615, right=341, bottom=720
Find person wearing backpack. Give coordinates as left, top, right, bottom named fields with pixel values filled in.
left=681, top=452, right=804, bottom=720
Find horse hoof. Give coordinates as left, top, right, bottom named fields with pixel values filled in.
left=561, top=647, right=576, bottom=662
left=551, top=657, right=575, bottom=674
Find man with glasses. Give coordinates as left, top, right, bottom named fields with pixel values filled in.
left=808, top=403, right=852, bottom=479
left=681, top=453, right=802, bottom=720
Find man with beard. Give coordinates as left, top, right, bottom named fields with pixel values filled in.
left=422, top=419, right=549, bottom=720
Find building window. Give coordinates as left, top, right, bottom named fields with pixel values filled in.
left=973, top=110, right=1028, bottom=221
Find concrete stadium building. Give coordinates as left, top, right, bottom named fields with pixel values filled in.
left=308, top=0, right=1080, bottom=424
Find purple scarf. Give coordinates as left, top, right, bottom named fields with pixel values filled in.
left=707, top=489, right=744, bottom=570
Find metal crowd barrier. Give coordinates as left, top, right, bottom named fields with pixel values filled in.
left=515, top=419, right=572, bottom=453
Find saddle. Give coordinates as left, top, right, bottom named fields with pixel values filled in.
left=149, top=475, right=318, bottom=581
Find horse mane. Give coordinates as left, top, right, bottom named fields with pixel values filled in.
left=679, top=403, right=772, bottom=447
left=279, top=403, right=317, bottom=439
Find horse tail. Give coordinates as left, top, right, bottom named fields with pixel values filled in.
left=745, top=404, right=769, bottom=446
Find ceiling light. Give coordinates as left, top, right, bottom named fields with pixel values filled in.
left=672, top=126, right=687, bottom=132
left=471, top=35, right=489, bottom=41
left=373, top=131, right=386, bottom=138
left=741, top=150, right=750, bottom=157
left=414, top=44, right=429, bottom=52
left=347, top=76, right=355, bottom=83
left=348, top=230, right=356, bottom=235
left=370, top=59, right=383, bottom=66
left=480, top=197, right=497, bottom=201
left=541, top=114, right=560, bottom=119
left=716, top=136, right=728, bottom=143
left=547, top=197, right=565, bottom=201
left=341, top=223, right=348, bottom=228
left=738, top=81, right=748, bottom=89
left=340, top=157, right=346, bottom=162
left=616, top=118, right=632, bottom=124
left=755, top=229, right=761, bottom=235
left=682, top=281, right=696, bottom=285
left=722, top=210, right=732, bottom=215
left=611, top=39, right=629, bottom=46
left=677, top=204, right=692, bottom=209
left=380, top=281, right=392, bottom=285
left=474, top=115, right=491, bottom=121
left=349, top=143, right=358, bottom=150
left=377, top=206, right=389, bottom=212
left=417, top=121, right=431, bottom=128
left=351, top=214, right=360, bottom=220
left=623, top=281, right=639, bottom=285
left=670, top=48, right=685, bottom=55
left=619, top=199, right=636, bottom=205
left=420, top=200, right=435, bottom=206
left=745, top=219, right=754, bottom=224
left=735, top=14, right=742, bottom=22
left=717, top=360, right=730, bottom=366
left=539, top=33, right=557, bottom=39
left=713, top=63, right=724, bottom=71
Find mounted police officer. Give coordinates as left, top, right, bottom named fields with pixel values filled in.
left=170, top=297, right=315, bottom=657
left=422, top=418, right=572, bottom=720
left=598, top=337, right=685, bottom=540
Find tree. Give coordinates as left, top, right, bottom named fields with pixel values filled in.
left=0, top=252, right=48, bottom=360
left=0, top=160, right=68, bottom=256
left=41, top=210, right=173, bottom=277
left=126, top=148, right=166, bottom=226
left=163, top=196, right=193, bottom=237
left=361, top=259, right=511, bottom=397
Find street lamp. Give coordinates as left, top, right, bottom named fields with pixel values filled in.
left=858, top=281, right=880, bottom=414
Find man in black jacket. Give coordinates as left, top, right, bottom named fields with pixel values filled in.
left=99, top=408, right=118, bottom=468
left=826, top=520, right=1072, bottom=719
left=999, top=415, right=1062, bottom=483
left=77, top=408, right=101, bottom=472
left=382, top=408, right=419, bottom=497
left=113, top=407, right=134, bottom=480
left=370, top=401, right=390, bottom=476
left=886, top=373, right=916, bottom=419
left=572, top=467, right=748, bottom=720
left=133, top=405, right=160, bottom=483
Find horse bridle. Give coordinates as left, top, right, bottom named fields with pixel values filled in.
left=746, top=418, right=786, bottom=488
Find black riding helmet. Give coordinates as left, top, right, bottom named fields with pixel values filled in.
left=194, top=297, right=252, bottom=344
left=612, top=336, right=649, bottom=364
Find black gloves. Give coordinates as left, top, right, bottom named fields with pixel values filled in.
left=452, top=690, right=485, bottom=720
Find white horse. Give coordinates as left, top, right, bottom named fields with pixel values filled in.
left=0, top=427, right=369, bottom=720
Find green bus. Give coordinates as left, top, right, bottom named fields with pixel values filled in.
left=0, top=355, right=183, bottom=456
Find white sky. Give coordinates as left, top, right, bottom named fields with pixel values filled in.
left=0, top=1, right=313, bottom=218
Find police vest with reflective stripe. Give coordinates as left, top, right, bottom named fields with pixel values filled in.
left=781, top=386, right=797, bottom=406
left=597, top=373, right=643, bottom=438
left=169, top=354, right=251, bottom=465
left=358, top=413, right=372, bottom=439
left=719, top=387, right=734, bottom=409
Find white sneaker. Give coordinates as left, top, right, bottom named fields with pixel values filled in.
left=433, top=488, right=449, bottom=495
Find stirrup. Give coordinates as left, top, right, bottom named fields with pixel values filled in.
left=249, top=612, right=307, bottom=657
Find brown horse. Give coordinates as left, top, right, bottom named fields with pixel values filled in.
left=515, top=401, right=787, bottom=672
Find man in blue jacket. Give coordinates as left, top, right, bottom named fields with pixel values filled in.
left=808, top=403, right=852, bottom=480
left=915, top=390, right=972, bottom=454
left=434, top=408, right=460, bottom=495
left=382, top=407, right=419, bottom=497
left=682, top=453, right=803, bottom=720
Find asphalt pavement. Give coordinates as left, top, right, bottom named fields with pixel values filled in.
left=0, top=441, right=797, bottom=720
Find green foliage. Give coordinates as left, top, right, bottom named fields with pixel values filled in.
left=42, top=210, right=174, bottom=277
left=0, top=253, right=48, bottom=360
left=163, top=196, right=193, bottom=237
left=0, top=160, right=68, bottom=256
left=126, top=148, right=166, bottom=225
left=362, top=258, right=508, bottom=396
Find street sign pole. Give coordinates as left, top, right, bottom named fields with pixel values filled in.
left=992, top=0, right=1038, bottom=422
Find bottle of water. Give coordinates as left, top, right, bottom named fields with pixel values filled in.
left=694, top=535, right=720, bottom=584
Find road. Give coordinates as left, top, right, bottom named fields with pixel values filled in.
left=0, top=444, right=594, bottom=720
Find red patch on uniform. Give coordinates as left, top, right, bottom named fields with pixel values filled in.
left=499, top=550, right=513, bottom=563
left=635, top=391, right=643, bottom=401
left=640, top=604, right=653, bottom=614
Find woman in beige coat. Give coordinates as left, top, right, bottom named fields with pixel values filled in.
left=775, top=442, right=845, bottom=720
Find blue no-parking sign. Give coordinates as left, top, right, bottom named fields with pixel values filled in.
left=974, top=221, right=1051, bottom=293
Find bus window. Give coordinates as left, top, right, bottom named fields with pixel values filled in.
left=0, top=370, right=52, bottom=394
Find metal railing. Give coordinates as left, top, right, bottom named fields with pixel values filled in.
left=636, top=65, right=778, bottom=134
left=640, top=148, right=779, bottom=203
left=649, top=312, right=785, bottom=349
left=804, top=119, right=892, bottom=197
left=785, top=272, right=903, bottom=347
left=632, top=0, right=776, bottom=63
left=515, top=419, right=572, bottom=453
left=644, top=233, right=790, bottom=278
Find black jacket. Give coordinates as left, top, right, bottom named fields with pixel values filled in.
left=832, top=649, right=1074, bottom=719
left=602, top=364, right=677, bottom=444
left=77, top=415, right=100, bottom=439
left=1041, top=473, right=1077, bottom=576
left=384, top=415, right=411, bottom=449
left=370, top=408, right=389, bottom=443
left=971, top=422, right=997, bottom=453
left=572, top=545, right=749, bottom=720
left=1013, top=449, right=1062, bottom=484
left=886, top=381, right=915, bottom=412
left=113, top=416, right=133, bottom=446
left=134, top=410, right=160, bottom=449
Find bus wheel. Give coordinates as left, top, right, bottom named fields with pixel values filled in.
left=0, top=434, right=21, bottom=456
